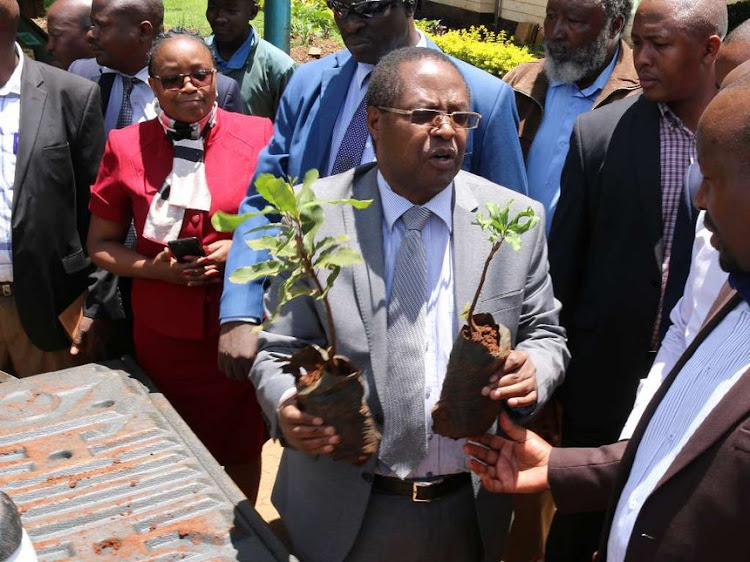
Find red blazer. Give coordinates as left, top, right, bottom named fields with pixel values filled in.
left=90, top=109, right=273, bottom=340
left=549, top=290, right=750, bottom=561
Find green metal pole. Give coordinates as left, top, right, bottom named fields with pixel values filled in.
left=264, top=0, right=291, bottom=54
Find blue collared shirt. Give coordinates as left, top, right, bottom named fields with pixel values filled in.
left=527, top=47, right=620, bottom=233
left=210, top=26, right=256, bottom=72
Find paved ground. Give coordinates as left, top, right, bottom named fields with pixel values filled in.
left=256, top=439, right=291, bottom=548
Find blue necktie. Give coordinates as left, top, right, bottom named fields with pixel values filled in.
left=331, top=94, right=369, bottom=175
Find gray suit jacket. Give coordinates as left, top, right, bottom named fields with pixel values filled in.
left=252, top=164, right=569, bottom=562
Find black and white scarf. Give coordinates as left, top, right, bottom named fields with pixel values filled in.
left=143, top=103, right=218, bottom=244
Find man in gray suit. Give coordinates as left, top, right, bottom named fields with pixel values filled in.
left=251, top=47, right=568, bottom=562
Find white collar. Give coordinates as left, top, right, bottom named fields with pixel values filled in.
left=101, top=65, right=150, bottom=83
left=377, top=169, right=453, bottom=233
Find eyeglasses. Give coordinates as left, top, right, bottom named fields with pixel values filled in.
left=377, top=107, right=482, bottom=129
left=326, top=0, right=398, bottom=19
left=152, top=69, right=216, bottom=91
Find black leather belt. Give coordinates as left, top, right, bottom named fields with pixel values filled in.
left=0, top=282, right=12, bottom=297
left=372, top=473, right=471, bottom=503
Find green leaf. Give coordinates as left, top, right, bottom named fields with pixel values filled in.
left=229, top=261, right=283, bottom=284
left=300, top=197, right=325, bottom=238
left=326, top=198, right=374, bottom=209
left=505, top=231, right=522, bottom=251
left=247, top=234, right=294, bottom=255
left=287, top=284, right=315, bottom=299
left=460, top=301, right=471, bottom=321
left=255, top=174, right=297, bottom=214
left=319, top=246, right=363, bottom=268
left=302, top=168, right=320, bottom=188
left=324, top=267, right=341, bottom=296
left=211, top=211, right=255, bottom=233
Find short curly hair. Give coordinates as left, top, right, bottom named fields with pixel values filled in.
left=599, top=0, right=634, bottom=23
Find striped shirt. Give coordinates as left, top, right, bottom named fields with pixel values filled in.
left=651, top=103, right=697, bottom=348
left=0, top=44, right=23, bottom=282
left=608, top=301, right=750, bottom=561
left=377, top=171, right=466, bottom=478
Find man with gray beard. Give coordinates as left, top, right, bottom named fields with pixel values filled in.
left=504, top=0, right=640, bottom=233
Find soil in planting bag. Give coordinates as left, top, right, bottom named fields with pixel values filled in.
left=285, top=345, right=381, bottom=464
left=432, top=313, right=512, bottom=439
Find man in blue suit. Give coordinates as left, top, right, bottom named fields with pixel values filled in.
left=217, top=0, right=528, bottom=378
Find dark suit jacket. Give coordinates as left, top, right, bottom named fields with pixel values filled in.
left=13, top=58, right=112, bottom=351
left=549, top=290, right=750, bottom=561
left=98, top=71, right=246, bottom=115
left=549, top=95, right=697, bottom=443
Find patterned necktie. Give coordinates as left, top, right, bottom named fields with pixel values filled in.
left=115, top=76, right=137, bottom=130
left=331, top=91, right=369, bottom=175
left=380, top=206, right=432, bottom=478
left=117, top=76, right=139, bottom=248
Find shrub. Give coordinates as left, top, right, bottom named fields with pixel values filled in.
left=729, top=1, right=750, bottom=33
left=418, top=25, right=537, bottom=78
left=291, top=0, right=339, bottom=45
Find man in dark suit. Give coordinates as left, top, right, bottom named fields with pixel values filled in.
left=466, top=77, right=750, bottom=562
left=0, top=0, right=116, bottom=376
left=218, top=0, right=528, bottom=380
left=76, top=0, right=243, bottom=132
left=546, top=0, right=726, bottom=558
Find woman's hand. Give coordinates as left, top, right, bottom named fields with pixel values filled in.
left=150, top=247, right=221, bottom=287
left=197, top=239, right=231, bottom=269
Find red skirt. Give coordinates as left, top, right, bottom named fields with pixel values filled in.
left=133, top=318, right=267, bottom=466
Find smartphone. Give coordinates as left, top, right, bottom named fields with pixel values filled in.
left=167, top=237, right=205, bottom=263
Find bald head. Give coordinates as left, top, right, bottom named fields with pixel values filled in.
left=0, top=0, right=20, bottom=49
left=48, top=0, right=92, bottom=21
left=695, top=79, right=750, bottom=273
left=89, top=0, right=164, bottom=74
left=699, top=80, right=750, bottom=163
left=47, top=0, right=94, bottom=68
left=716, top=20, right=750, bottom=86
left=107, top=0, right=164, bottom=29
left=639, top=0, right=727, bottom=39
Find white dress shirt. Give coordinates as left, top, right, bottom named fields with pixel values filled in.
left=100, top=67, right=155, bottom=133
left=0, top=44, right=23, bottom=282
left=6, top=528, right=38, bottom=562
left=608, top=301, right=750, bottom=561
left=67, top=57, right=102, bottom=80
left=376, top=172, right=466, bottom=478
left=619, top=211, right=727, bottom=439
left=326, top=32, right=428, bottom=176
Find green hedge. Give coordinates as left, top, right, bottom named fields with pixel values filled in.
left=729, top=1, right=750, bottom=32
left=419, top=25, right=537, bottom=78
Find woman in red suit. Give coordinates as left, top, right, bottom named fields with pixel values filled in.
left=87, top=29, right=272, bottom=503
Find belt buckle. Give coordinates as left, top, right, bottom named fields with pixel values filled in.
left=412, top=481, right=432, bottom=503
left=1, top=284, right=10, bottom=297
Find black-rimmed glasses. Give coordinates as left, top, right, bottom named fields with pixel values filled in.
left=326, top=0, right=398, bottom=19
left=377, top=107, right=482, bottom=129
left=152, top=69, right=216, bottom=91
